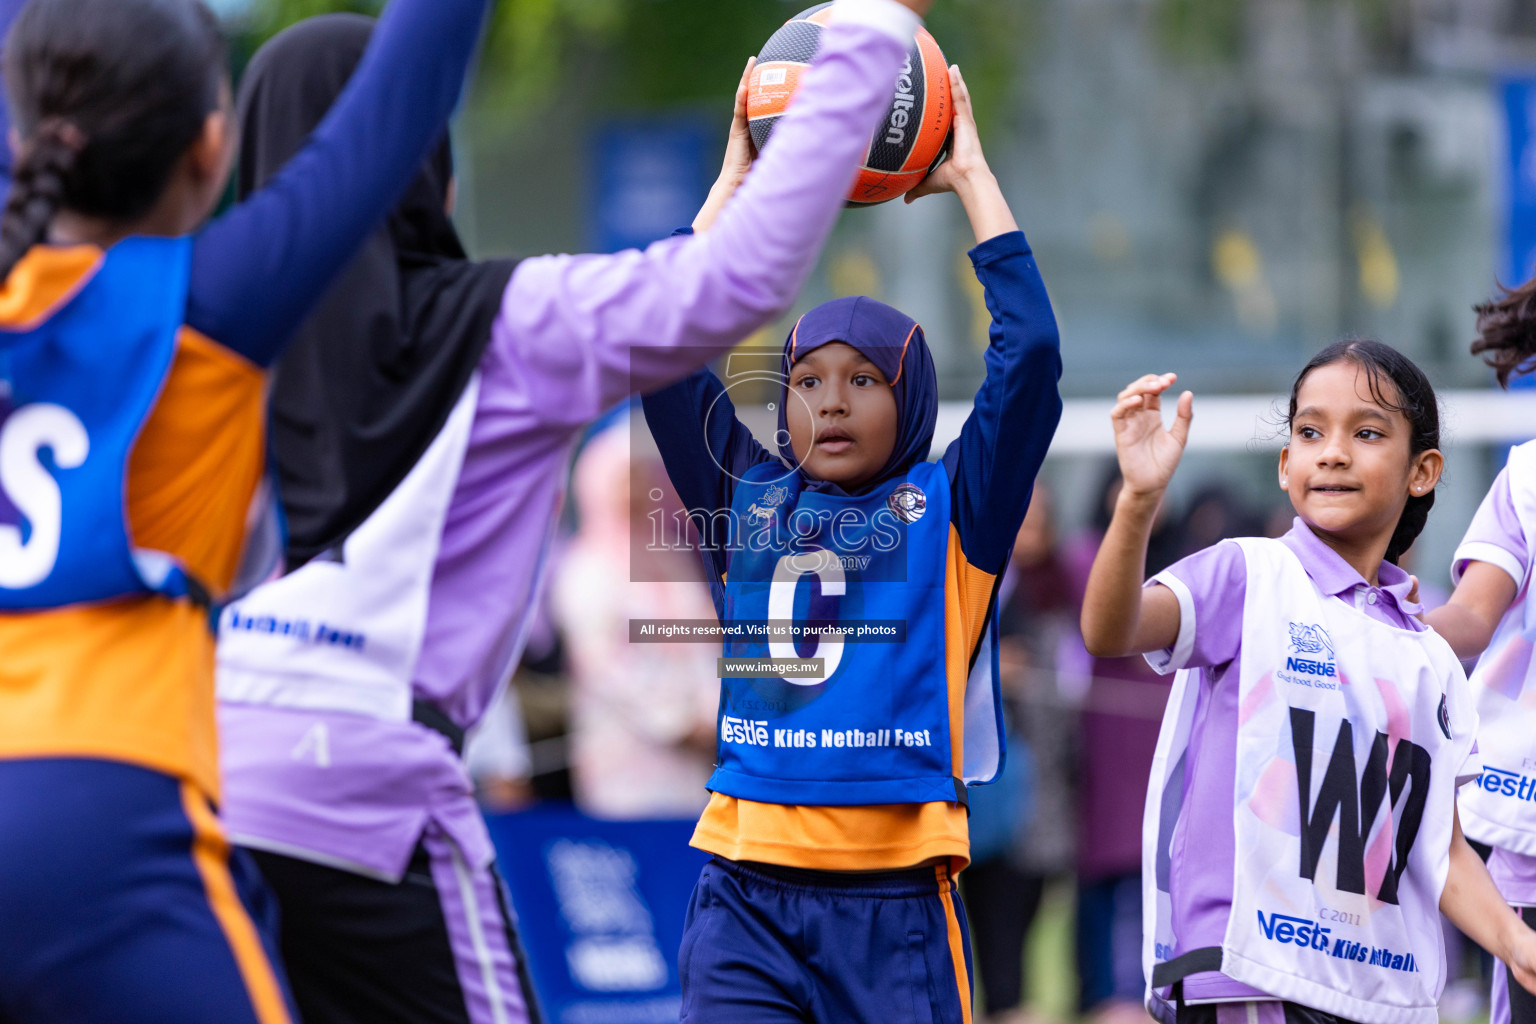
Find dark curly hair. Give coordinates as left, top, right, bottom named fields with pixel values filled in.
left=1473, top=277, right=1536, bottom=387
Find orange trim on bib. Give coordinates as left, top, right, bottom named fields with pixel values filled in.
left=943, top=527, right=998, bottom=777
left=127, top=326, right=267, bottom=593
left=690, top=793, right=969, bottom=871
left=888, top=323, right=919, bottom=385
left=935, top=864, right=973, bottom=1024
left=0, top=245, right=104, bottom=330
left=180, top=784, right=294, bottom=1024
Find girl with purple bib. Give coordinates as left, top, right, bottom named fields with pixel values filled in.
left=1425, top=280, right=1536, bottom=1024
left=1082, top=343, right=1536, bottom=1024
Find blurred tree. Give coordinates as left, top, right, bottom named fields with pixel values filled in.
left=237, top=0, right=1035, bottom=131
left=1153, top=0, right=1410, bottom=68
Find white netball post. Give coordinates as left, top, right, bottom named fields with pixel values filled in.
left=933, top=390, right=1536, bottom=455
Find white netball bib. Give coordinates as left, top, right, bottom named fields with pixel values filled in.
left=1143, top=538, right=1474, bottom=1024
left=1458, top=441, right=1536, bottom=865
left=215, top=375, right=480, bottom=722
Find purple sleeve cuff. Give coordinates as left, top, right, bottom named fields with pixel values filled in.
left=1451, top=463, right=1527, bottom=588
left=1145, top=539, right=1248, bottom=674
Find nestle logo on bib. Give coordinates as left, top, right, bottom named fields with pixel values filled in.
left=1284, top=621, right=1336, bottom=679
left=1255, top=910, right=1419, bottom=974
left=1256, top=910, right=1330, bottom=951
left=1476, top=766, right=1536, bottom=803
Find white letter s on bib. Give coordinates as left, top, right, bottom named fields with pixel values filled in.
left=0, top=404, right=89, bottom=588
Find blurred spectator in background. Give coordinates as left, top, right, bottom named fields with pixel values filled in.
left=552, top=421, right=718, bottom=819
left=1064, top=465, right=1181, bottom=1023
left=0, top=0, right=19, bottom=194
left=1265, top=499, right=1297, bottom=540
left=464, top=677, right=535, bottom=811
left=963, top=485, right=1081, bottom=1024
left=1178, top=482, right=1262, bottom=559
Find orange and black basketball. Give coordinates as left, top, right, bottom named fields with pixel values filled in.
left=747, top=3, right=952, bottom=207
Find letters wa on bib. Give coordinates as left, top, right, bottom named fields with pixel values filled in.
left=1143, top=536, right=1478, bottom=1024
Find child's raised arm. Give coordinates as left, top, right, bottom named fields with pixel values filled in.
left=904, top=66, right=1017, bottom=246
left=914, top=67, right=1060, bottom=577
left=1081, top=373, right=1193, bottom=657
left=189, top=0, right=488, bottom=367
left=641, top=367, right=773, bottom=587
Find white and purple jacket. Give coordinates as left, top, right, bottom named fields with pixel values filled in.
left=214, top=0, right=924, bottom=882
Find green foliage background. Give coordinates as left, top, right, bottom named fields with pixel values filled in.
left=233, top=0, right=1416, bottom=133
left=235, top=0, right=1035, bottom=133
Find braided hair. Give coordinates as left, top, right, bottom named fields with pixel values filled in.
left=1286, top=339, right=1441, bottom=566
left=1472, top=277, right=1536, bottom=387
left=0, top=0, right=225, bottom=280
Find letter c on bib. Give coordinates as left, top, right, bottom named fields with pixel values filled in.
left=768, top=548, right=845, bottom=685
left=0, top=403, right=89, bottom=588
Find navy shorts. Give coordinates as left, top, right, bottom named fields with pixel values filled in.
left=0, top=758, right=297, bottom=1024
left=1492, top=906, right=1536, bottom=1024
left=678, top=855, right=974, bottom=1024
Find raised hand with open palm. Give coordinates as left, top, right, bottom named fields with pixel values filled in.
left=1111, top=372, right=1194, bottom=500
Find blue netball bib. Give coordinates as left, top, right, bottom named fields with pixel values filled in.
left=0, top=236, right=203, bottom=610
left=710, top=459, right=971, bottom=806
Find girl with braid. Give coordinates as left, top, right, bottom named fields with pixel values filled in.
left=0, top=0, right=488, bottom=1019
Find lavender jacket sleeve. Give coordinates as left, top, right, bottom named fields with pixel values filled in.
left=489, top=3, right=914, bottom=428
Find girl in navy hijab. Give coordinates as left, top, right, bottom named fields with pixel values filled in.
left=641, top=66, right=1063, bottom=1024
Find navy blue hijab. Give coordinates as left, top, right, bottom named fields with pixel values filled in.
left=774, top=295, right=938, bottom=495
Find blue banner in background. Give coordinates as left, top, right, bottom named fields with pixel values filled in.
left=589, top=118, right=711, bottom=254
left=1502, top=79, right=1536, bottom=395
left=486, top=805, right=708, bottom=1024
left=1505, top=78, right=1536, bottom=292
left=0, top=0, right=23, bottom=195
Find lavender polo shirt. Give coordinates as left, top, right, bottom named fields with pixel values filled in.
left=1146, top=520, right=1431, bottom=1004
left=1452, top=465, right=1536, bottom=906
left=216, top=0, right=919, bottom=881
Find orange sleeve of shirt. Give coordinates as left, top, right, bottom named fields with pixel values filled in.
left=127, top=327, right=268, bottom=593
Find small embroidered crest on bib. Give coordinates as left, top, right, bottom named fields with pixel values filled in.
left=887, top=483, right=927, bottom=524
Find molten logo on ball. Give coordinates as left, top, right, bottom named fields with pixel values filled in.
left=747, top=3, right=953, bottom=207
left=885, top=54, right=916, bottom=147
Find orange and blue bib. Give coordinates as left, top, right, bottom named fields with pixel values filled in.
left=0, top=236, right=203, bottom=609
left=712, top=459, right=1004, bottom=807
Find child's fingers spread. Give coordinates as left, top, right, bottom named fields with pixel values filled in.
left=734, top=57, right=755, bottom=110
left=1117, top=375, right=1158, bottom=397
left=1117, top=374, right=1170, bottom=401
left=950, top=65, right=971, bottom=108
left=1111, top=394, right=1146, bottom=418
left=1169, top=391, right=1194, bottom=445
left=951, top=75, right=976, bottom=128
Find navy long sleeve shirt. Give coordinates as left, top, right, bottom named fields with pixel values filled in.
left=642, top=228, right=1063, bottom=613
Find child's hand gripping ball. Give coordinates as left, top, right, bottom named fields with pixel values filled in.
left=747, top=3, right=953, bottom=206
